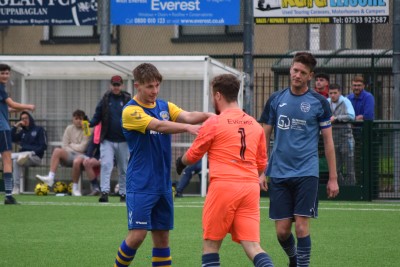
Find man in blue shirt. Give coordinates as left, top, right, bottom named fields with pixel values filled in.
left=259, top=52, right=339, bottom=267
left=347, top=75, right=375, bottom=120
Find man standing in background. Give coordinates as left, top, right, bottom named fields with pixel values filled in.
left=89, top=75, right=131, bottom=203
left=347, top=75, right=375, bottom=120
left=328, top=83, right=356, bottom=185
left=314, top=73, right=330, bottom=98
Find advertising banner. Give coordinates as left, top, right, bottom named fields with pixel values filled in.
left=111, top=0, right=240, bottom=25
left=0, top=0, right=97, bottom=26
left=254, top=0, right=389, bottom=24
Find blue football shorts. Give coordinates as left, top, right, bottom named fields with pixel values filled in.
left=269, top=176, right=319, bottom=220
left=126, top=192, right=174, bottom=231
left=0, top=130, right=12, bottom=153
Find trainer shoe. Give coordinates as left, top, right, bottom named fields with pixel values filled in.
left=4, top=196, right=19, bottom=205
left=72, top=188, right=82, bottom=196
left=17, top=154, right=30, bottom=166
left=175, top=191, right=183, bottom=198
left=120, top=194, right=126, bottom=203
left=12, top=185, right=20, bottom=195
left=99, top=192, right=109, bottom=203
left=36, top=175, right=54, bottom=187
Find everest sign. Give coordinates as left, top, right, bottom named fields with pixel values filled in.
left=111, top=0, right=240, bottom=25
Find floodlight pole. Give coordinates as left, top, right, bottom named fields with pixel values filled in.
left=243, top=0, right=254, bottom=116
left=99, top=0, right=111, bottom=55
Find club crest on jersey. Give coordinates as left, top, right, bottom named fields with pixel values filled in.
left=300, top=102, right=311, bottom=113
left=160, top=111, right=170, bottom=121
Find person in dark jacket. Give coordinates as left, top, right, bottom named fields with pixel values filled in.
left=11, top=111, right=47, bottom=194
left=89, top=75, right=131, bottom=202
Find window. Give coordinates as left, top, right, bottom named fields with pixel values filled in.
left=354, top=24, right=372, bottom=49
left=41, top=26, right=116, bottom=44
left=172, top=2, right=244, bottom=43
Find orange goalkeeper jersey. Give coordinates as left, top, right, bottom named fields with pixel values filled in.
left=186, top=108, right=267, bottom=183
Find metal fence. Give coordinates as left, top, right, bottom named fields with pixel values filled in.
left=3, top=53, right=399, bottom=200
left=213, top=52, right=394, bottom=120
left=317, top=121, right=400, bottom=201
left=213, top=53, right=399, bottom=201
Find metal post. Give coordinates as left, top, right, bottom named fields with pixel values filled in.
left=394, top=0, right=400, bottom=120
left=99, top=0, right=111, bottom=55
left=393, top=0, right=400, bottom=192
left=243, top=0, right=254, bottom=115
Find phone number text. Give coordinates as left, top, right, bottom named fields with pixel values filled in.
left=331, top=16, right=388, bottom=24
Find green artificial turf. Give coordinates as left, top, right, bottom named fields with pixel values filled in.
left=1, top=195, right=399, bottom=266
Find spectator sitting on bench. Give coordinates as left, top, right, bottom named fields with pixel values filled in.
left=36, top=109, right=89, bottom=187
left=70, top=126, right=101, bottom=197
left=10, top=111, right=47, bottom=194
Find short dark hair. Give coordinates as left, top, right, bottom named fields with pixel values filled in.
left=0, top=64, right=11, bottom=72
left=315, top=73, right=330, bottom=83
left=133, top=63, right=163, bottom=84
left=292, top=52, right=317, bottom=72
left=352, top=75, right=365, bottom=84
left=72, top=109, right=86, bottom=119
left=211, top=74, right=240, bottom=103
left=329, top=83, right=342, bottom=91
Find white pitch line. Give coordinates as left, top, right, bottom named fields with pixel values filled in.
left=17, top=201, right=125, bottom=207
left=8, top=201, right=400, bottom=212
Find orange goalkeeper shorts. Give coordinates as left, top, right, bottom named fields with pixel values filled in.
left=202, top=181, right=261, bottom=243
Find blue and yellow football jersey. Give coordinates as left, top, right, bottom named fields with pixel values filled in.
left=122, top=96, right=182, bottom=193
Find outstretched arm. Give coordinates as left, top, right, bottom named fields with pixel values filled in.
left=147, top=118, right=201, bottom=135
left=6, top=97, right=35, bottom=111
left=176, top=110, right=214, bottom=124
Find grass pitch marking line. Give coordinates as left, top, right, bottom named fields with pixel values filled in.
left=259, top=200, right=400, bottom=208
left=13, top=201, right=400, bottom=212
left=17, top=201, right=125, bottom=207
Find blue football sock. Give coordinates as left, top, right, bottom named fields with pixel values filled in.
left=253, top=252, right=274, bottom=267
left=297, top=235, right=311, bottom=267
left=4, top=172, right=13, bottom=196
left=202, top=253, right=220, bottom=267
left=278, top=233, right=297, bottom=265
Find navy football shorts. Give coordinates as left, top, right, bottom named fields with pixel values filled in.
left=269, top=176, right=319, bottom=220
left=0, top=130, right=12, bottom=153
